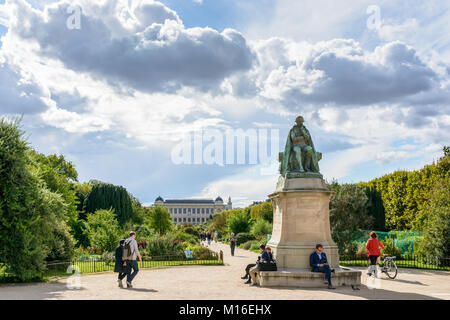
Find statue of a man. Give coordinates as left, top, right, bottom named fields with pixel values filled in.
left=280, top=116, right=321, bottom=174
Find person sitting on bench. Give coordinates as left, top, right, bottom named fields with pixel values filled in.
left=310, top=244, right=335, bottom=289
left=241, top=244, right=265, bottom=284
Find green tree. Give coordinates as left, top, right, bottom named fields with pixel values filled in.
left=0, top=117, right=73, bottom=280
left=358, top=146, right=449, bottom=231
left=227, top=211, right=251, bottom=235
left=74, top=182, right=92, bottom=219
left=250, top=219, right=272, bottom=237
left=416, top=177, right=450, bottom=260
left=85, top=209, right=121, bottom=253
left=31, top=151, right=80, bottom=242
left=147, top=206, right=173, bottom=235
left=83, top=181, right=133, bottom=226
left=249, top=201, right=273, bottom=223
left=329, top=184, right=373, bottom=254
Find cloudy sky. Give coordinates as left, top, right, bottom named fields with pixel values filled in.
left=0, top=0, right=449, bottom=207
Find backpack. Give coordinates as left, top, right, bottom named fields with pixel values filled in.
left=122, top=238, right=135, bottom=260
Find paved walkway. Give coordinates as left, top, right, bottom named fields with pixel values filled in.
left=0, top=241, right=449, bottom=300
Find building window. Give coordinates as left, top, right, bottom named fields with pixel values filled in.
left=169, top=208, right=173, bottom=213
left=183, top=218, right=186, bottom=222
left=183, top=208, right=186, bottom=214
left=206, top=208, right=209, bottom=214
left=174, top=208, right=177, bottom=214
left=188, top=218, right=191, bottom=222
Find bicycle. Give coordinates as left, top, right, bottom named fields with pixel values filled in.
left=380, top=255, right=398, bottom=279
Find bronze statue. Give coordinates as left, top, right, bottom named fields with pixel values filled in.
left=279, top=116, right=321, bottom=174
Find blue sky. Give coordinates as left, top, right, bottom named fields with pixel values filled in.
left=0, top=0, right=449, bottom=207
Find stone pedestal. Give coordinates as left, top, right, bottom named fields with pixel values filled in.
left=267, top=175, right=340, bottom=270
left=260, top=268, right=362, bottom=288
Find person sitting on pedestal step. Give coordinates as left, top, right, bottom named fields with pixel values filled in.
left=241, top=244, right=265, bottom=283
left=249, top=245, right=271, bottom=286
left=310, top=244, right=336, bottom=289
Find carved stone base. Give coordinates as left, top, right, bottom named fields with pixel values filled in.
left=268, top=177, right=340, bottom=269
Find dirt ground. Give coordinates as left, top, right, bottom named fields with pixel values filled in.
left=1, top=241, right=449, bottom=300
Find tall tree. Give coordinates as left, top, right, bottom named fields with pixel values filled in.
left=329, top=184, right=373, bottom=254
left=416, top=177, right=450, bottom=260
left=83, top=181, right=133, bottom=226
left=0, top=118, right=73, bottom=279
left=147, top=206, right=173, bottom=235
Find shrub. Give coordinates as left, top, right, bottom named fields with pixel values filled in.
left=356, top=243, right=368, bottom=259
left=101, top=251, right=115, bottom=265
left=242, top=240, right=259, bottom=250
left=236, top=232, right=256, bottom=245
left=250, top=219, right=272, bottom=237
left=381, top=238, right=402, bottom=258
left=145, top=234, right=184, bottom=257
left=190, top=246, right=217, bottom=260
left=343, top=242, right=359, bottom=257
left=249, top=242, right=262, bottom=253
left=172, top=231, right=198, bottom=245
left=85, top=209, right=121, bottom=253
left=179, top=225, right=200, bottom=238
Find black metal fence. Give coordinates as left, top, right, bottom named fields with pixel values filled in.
left=340, top=254, right=450, bottom=271
left=1, top=253, right=223, bottom=282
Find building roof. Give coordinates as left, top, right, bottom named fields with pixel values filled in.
left=215, top=196, right=223, bottom=202
left=164, top=199, right=215, bottom=204
left=155, top=196, right=164, bottom=202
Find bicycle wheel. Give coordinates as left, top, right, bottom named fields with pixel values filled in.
left=385, top=260, right=397, bottom=279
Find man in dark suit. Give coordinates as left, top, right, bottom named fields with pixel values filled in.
left=310, top=244, right=335, bottom=289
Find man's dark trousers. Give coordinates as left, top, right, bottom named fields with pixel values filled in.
left=126, top=260, right=139, bottom=283
left=244, top=263, right=256, bottom=277
left=316, top=265, right=332, bottom=284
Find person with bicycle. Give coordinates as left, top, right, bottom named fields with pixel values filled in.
left=366, top=231, right=384, bottom=277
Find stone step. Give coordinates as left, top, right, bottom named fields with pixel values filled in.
left=259, top=267, right=362, bottom=288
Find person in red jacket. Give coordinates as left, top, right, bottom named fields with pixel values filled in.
left=366, top=231, right=384, bottom=277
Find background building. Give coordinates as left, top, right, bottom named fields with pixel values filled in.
left=154, top=196, right=232, bottom=225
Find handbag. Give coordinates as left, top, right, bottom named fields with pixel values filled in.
left=257, top=260, right=278, bottom=271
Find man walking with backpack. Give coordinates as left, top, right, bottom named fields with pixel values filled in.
left=122, top=231, right=142, bottom=288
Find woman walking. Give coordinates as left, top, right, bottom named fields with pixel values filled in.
left=114, top=239, right=127, bottom=288
left=230, top=233, right=237, bottom=256
left=366, top=231, right=385, bottom=277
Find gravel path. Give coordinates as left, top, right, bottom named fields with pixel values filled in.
left=1, top=241, right=449, bottom=300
